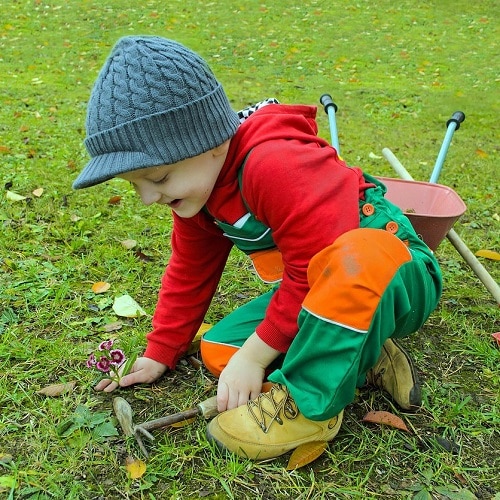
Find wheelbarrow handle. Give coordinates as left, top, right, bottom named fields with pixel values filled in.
left=430, top=110, right=466, bottom=184
left=447, top=111, right=465, bottom=130
left=319, top=93, right=341, bottom=155
left=320, top=93, right=338, bottom=113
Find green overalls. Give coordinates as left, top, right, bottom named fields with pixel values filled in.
left=201, top=170, right=442, bottom=420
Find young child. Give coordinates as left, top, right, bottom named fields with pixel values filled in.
left=74, top=36, right=442, bottom=460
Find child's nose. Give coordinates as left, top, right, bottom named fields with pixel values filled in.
left=135, top=184, right=161, bottom=206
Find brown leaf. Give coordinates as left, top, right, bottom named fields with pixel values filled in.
left=32, top=187, right=44, bottom=197
left=362, top=410, right=410, bottom=432
left=134, top=250, right=154, bottom=262
left=108, top=195, right=122, bottom=205
left=91, top=281, right=111, bottom=294
left=286, top=441, right=328, bottom=470
left=102, top=321, right=123, bottom=332
left=37, top=381, right=76, bottom=397
left=125, top=456, right=147, bottom=479
left=492, top=332, right=500, bottom=347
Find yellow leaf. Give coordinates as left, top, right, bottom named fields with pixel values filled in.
left=92, top=281, right=111, bottom=294
left=6, top=190, right=26, bottom=202
left=475, top=249, right=500, bottom=261
left=36, top=381, right=76, bottom=397
left=475, top=149, right=488, bottom=158
left=169, top=417, right=196, bottom=428
left=32, top=187, right=44, bottom=197
left=286, top=441, right=327, bottom=470
left=362, top=410, right=409, bottom=432
left=186, top=323, right=213, bottom=354
left=125, top=456, right=147, bottom=479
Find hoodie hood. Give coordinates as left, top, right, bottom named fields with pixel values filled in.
left=206, top=104, right=328, bottom=220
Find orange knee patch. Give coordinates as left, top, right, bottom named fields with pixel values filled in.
left=200, top=339, right=239, bottom=377
left=303, top=228, right=412, bottom=331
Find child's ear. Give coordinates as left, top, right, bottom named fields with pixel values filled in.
left=212, top=139, right=231, bottom=157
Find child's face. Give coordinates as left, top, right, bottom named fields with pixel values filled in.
left=118, top=142, right=229, bottom=218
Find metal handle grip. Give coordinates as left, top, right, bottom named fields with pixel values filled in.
left=320, top=93, right=338, bottom=113
left=446, top=111, right=465, bottom=130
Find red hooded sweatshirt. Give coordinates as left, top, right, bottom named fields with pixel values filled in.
left=144, top=104, right=373, bottom=368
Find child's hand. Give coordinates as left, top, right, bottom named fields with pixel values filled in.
left=94, top=357, right=167, bottom=393
left=217, top=350, right=265, bottom=412
left=216, top=332, right=281, bottom=412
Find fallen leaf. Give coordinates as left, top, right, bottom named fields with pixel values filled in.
left=286, top=441, right=327, bottom=470
left=186, top=323, right=212, bottom=355
left=32, top=187, right=44, bottom=197
left=113, top=397, right=134, bottom=436
left=0, top=454, right=14, bottom=465
left=187, top=356, right=203, bottom=369
left=121, top=239, right=137, bottom=249
left=37, top=381, right=76, bottom=397
left=492, top=332, right=500, bottom=347
left=108, top=195, right=122, bottom=205
left=102, top=321, right=123, bottom=332
left=92, top=281, right=111, bottom=294
left=475, top=149, right=488, bottom=158
left=169, top=417, right=196, bottom=428
left=362, top=410, right=410, bottom=432
left=125, top=456, right=147, bottom=479
left=134, top=250, right=154, bottom=262
left=475, top=249, right=500, bottom=261
left=6, top=190, right=26, bottom=202
left=70, top=214, right=82, bottom=222
left=113, top=295, right=147, bottom=317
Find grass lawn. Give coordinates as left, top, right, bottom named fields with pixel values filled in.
left=1, top=1, right=498, bottom=499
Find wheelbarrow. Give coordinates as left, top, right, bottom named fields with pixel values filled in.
left=320, top=94, right=499, bottom=304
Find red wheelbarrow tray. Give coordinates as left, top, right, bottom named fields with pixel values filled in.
left=377, top=176, right=467, bottom=252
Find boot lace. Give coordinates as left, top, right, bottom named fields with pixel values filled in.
left=247, top=384, right=299, bottom=433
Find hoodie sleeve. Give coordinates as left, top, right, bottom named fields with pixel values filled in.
left=241, top=138, right=363, bottom=352
left=144, top=211, right=233, bottom=368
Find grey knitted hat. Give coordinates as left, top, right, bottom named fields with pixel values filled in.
left=73, top=36, right=240, bottom=189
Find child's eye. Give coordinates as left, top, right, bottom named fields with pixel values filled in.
left=153, top=174, right=169, bottom=184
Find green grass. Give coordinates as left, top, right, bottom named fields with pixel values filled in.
left=1, top=0, right=499, bottom=498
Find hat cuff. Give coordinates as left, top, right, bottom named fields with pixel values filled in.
left=74, top=84, right=239, bottom=189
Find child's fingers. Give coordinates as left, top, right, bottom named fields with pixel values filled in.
left=216, top=381, right=229, bottom=412
left=94, top=378, right=118, bottom=392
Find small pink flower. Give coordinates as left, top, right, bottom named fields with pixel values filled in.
left=86, top=353, right=97, bottom=368
left=98, top=339, right=114, bottom=351
left=109, top=349, right=125, bottom=366
left=96, top=356, right=111, bottom=373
